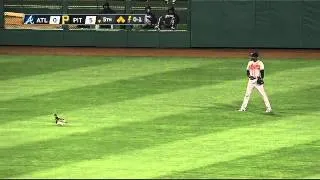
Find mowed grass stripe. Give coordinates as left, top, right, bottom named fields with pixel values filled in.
left=1, top=82, right=318, bottom=178
left=161, top=140, right=320, bottom=178
left=1, top=59, right=318, bottom=125
left=17, top=112, right=319, bottom=178
left=0, top=57, right=213, bottom=101
left=0, top=55, right=110, bottom=81
left=0, top=66, right=319, bottom=147
left=0, top=101, right=203, bottom=148
left=0, top=62, right=239, bottom=125
left=0, top=57, right=316, bottom=102
left=304, top=174, right=320, bottom=179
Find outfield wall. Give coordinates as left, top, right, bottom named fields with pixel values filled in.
left=0, top=30, right=191, bottom=48
left=1, top=0, right=320, bottom=48
left=0, top=0, right=3, bottom=29
left=191, top=0, right=320, bottom=48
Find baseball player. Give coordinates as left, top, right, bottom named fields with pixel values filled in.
left=239, top=51, right=272, bottom=113
left=164, top=0, right=176, bottom=5
left=155, top=7, right=180, bottom=30
left=142, top=5, right=157, bottom=29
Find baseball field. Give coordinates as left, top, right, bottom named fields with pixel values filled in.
left=0, top=47, right=319, bottom=178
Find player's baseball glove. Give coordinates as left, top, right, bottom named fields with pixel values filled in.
left=257, top=77, right=264, bottom=85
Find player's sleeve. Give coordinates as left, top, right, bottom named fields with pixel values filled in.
left=260, top=61, right=265, bottom=78
left=246, top=61, right=251, bottom=77
left=246, top=61, right=251, bottom=70
left=259, top=61, right=265, bottom=70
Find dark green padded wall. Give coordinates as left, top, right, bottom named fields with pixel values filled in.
left=0, top=30, right=64, bottom=46
left=63, top=31, right=128, bottom=47
left=253, top=1, right=301, bottom=48
left=159, top=31, right=190, bottom=48
left=221, top=0, right=255, bottom=47
left=0, top=30, right=190, bottom=48
left=0, top=0, right=3, bottom=28
left=191, top=0, right=299, bottom=48
left=191, top=0, right=255, bottom=47
left=191, top=0, right=222, bottom=47
left=126, top=31, right=190, bottom=48
left=127, top=32, right=159, bottom=48
left=191, top=0, right=320, bottom=48
left=301, top=1, right=320, bottom=48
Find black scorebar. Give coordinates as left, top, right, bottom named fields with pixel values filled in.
left=23, top=14, right=146, bottom=25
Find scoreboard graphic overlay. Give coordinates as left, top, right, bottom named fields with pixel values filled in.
left=23, top=14, right=146, bottom=25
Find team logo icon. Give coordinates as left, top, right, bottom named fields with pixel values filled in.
left=24, top=15, right=35, bottom=24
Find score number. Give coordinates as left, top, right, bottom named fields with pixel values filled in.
left=127, top=15, right=143, bottom=24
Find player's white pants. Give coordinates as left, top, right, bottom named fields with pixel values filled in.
left=240, top=79, right=272, bottom=110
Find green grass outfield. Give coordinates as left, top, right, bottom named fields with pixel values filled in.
left=0, top=55, right=319, bottom=179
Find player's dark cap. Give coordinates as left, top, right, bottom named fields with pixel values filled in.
left=168, top=6, right=175, bottom=13
left=250, top=52, right=259, bottom=58
left=103, top=2, right=110, bottom=8
left=145, top=5, right=151, bottom=12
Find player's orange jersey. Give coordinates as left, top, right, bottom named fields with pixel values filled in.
left=246, top=60, right=264, bottom=78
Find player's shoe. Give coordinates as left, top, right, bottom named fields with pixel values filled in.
left=265, top=108, right=272, bottom=113
left=238, top=108, right=246, bottom=112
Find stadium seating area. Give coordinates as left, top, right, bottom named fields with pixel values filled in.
left=3, top=0, right=189, bottom=30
